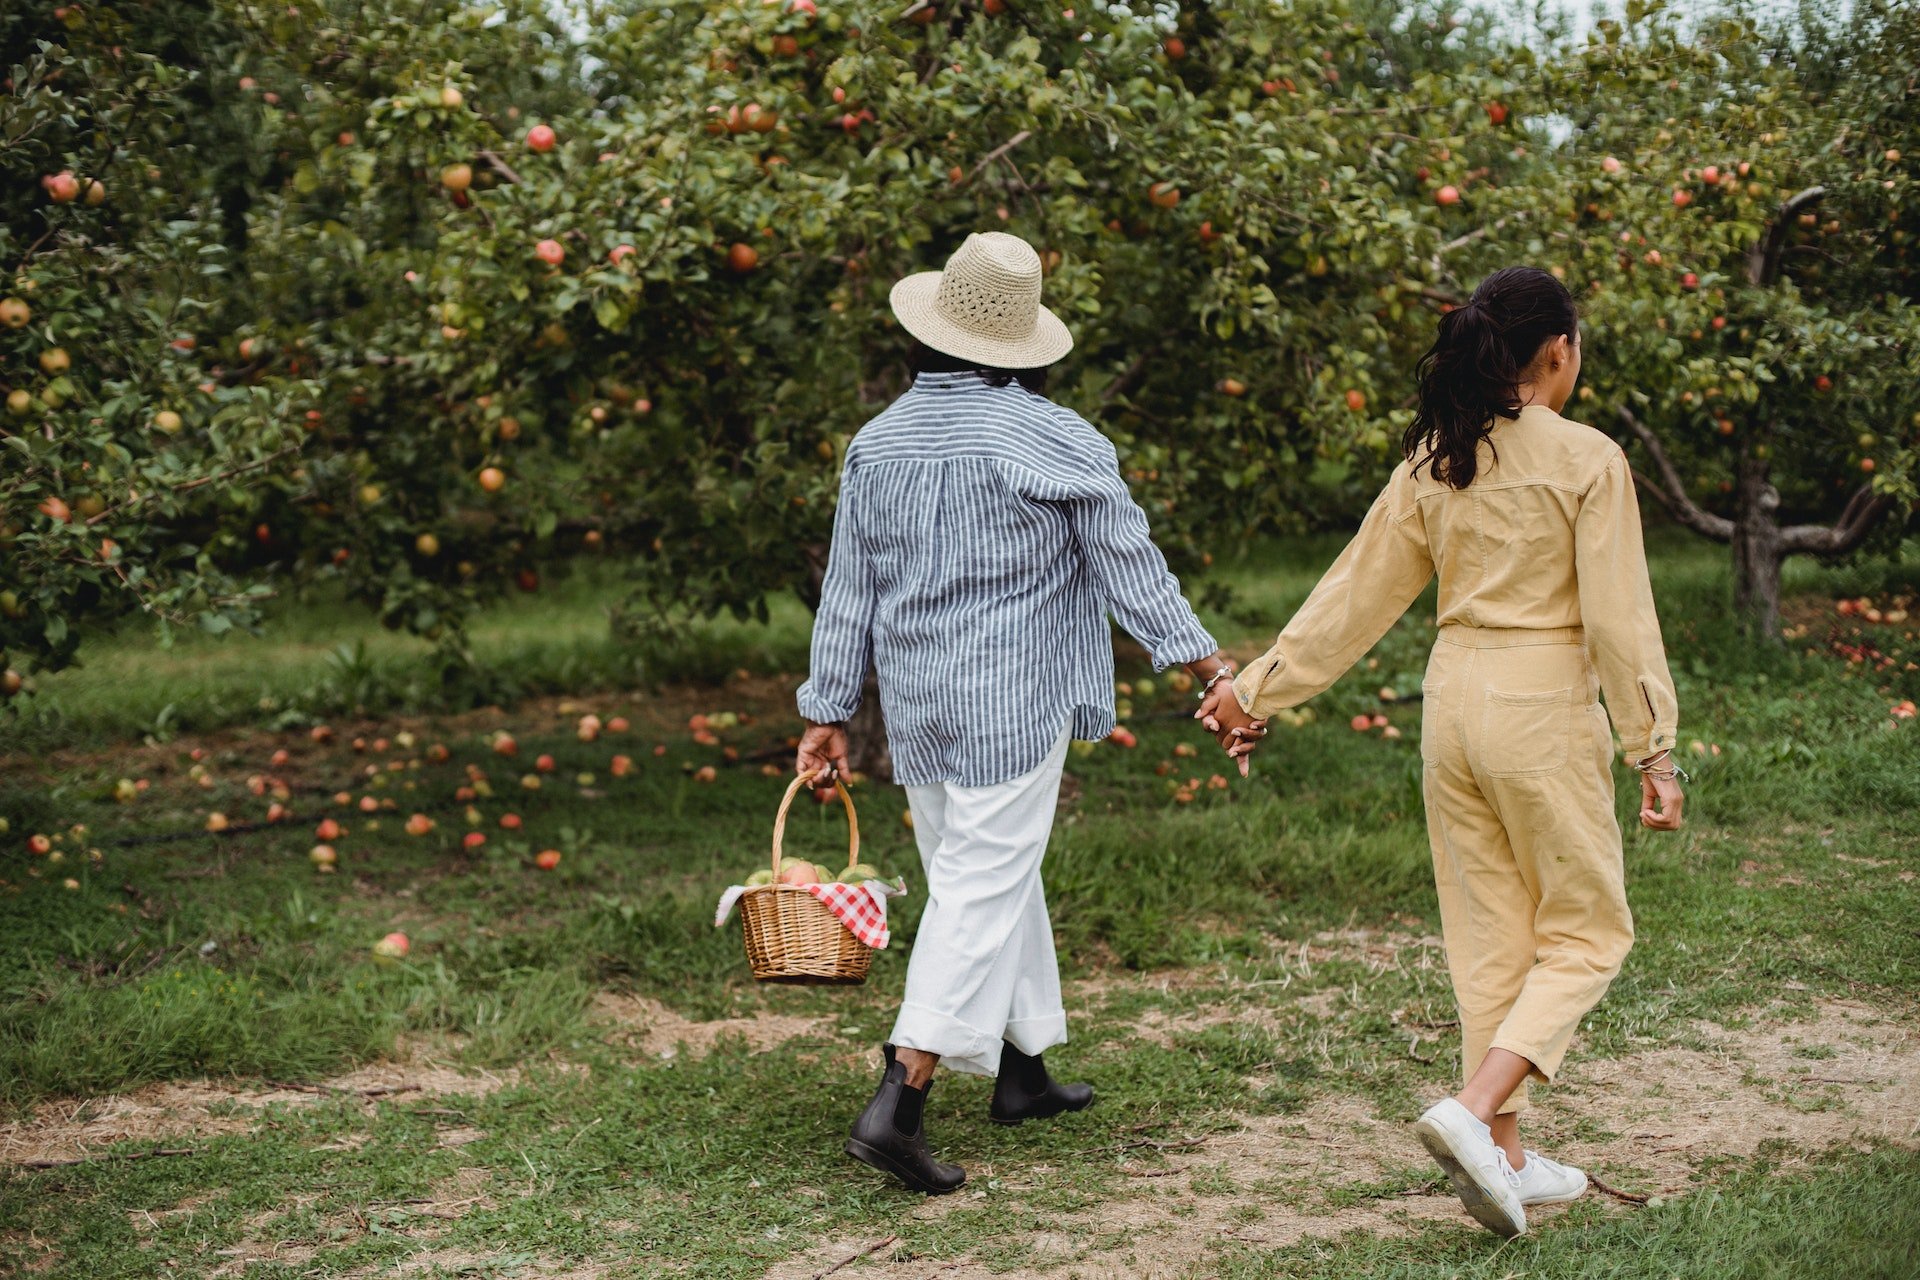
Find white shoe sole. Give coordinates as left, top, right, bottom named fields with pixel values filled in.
left=1413, top=1113, right=1528, bottom=1237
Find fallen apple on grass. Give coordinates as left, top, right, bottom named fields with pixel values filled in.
left=372, top=931, right=410, bottom=961
left=534, top=849, right=562, bottom=870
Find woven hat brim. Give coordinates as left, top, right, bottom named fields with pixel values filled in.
left=889, top=271, right=1074, bottom=370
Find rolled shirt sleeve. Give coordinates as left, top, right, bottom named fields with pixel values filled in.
left=795, top=468, right=876, bottom=725
left=1235, top=466, right=1435, bottom=719
left=1575, top=452, right=1679, bottom=758
left=1062, top=441, right=1218, bottom=671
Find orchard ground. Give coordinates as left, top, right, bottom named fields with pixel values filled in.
left=2, top=534, right=1918, bottom=1280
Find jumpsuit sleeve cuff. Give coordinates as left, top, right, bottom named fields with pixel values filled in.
left=1233, top=651, right=1285, bottom=716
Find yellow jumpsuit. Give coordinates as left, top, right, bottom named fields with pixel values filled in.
left=1234, top=404, right=1679, bottom=1112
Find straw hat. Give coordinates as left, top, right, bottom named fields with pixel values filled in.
left=889, top=232, right=1074, bottom=369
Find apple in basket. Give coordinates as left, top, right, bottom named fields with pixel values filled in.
left=845, top=862, right=882, bottom=882
left=745, top=868, right=775, bottom=887
left=778, top=859, right=820, bottom=886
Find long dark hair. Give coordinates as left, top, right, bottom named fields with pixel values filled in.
left=909, top=341, right=1050, bottom=395
left=1403, top=266, right=1579, bottom=489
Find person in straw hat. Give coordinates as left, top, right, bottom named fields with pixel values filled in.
left=795, top=231, right=1268, bottom=1195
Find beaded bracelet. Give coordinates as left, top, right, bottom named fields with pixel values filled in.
left=1199, top=664, right=1237, bottom=699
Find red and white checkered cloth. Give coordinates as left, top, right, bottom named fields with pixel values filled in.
left=714, top=877, right=907, bottom=949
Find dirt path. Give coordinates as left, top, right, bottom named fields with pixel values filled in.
left=5, top=990, right=1914, bottom=1280
left=763, top=995, right=1919, bottom=1280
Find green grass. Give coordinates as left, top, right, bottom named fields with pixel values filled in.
left=1, top=533, right=1916, bottom=1277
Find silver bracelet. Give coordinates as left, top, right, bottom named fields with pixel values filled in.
left=1199, top=664, right=1236, bottom=699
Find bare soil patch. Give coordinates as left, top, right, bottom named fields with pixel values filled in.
left=757, top=995, right=1920, bottom=1280
left=593, top=990, right=837, bottom=1062
left=1, top=1042, right=515, bottom=1167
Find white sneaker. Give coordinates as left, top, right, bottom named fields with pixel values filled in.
left=1412, top=1098, right=1528, bottom=1237
left=1511, top=1150, right=1588, bottom=1205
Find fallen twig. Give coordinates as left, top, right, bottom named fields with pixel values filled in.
left=1122, top=1164, right=1188, bottom=1178
left=1589, top=1174, right=1652, bottom=1205
left=17, top=1146, right=196, bottom=1170
left=813, top=1235, right=899, bottom=1279
left=1073, top=1134, right=1210, bottom=1157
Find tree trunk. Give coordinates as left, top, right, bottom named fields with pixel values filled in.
left=1730, top=449, right=1786, bottom=641
left=846, top=672, right=892, bottom=782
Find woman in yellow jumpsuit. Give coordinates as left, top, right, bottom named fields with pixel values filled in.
left=1215, top=266, right=1686, bottom=1237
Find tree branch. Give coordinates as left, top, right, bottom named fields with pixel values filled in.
left=1748, top=186, right=1825, bottom=286
left=1617, top=407, right=1734, bottom=542
left=86, top=443, right=301, bottom=527
left=475, top=149, right=524, bottom=186
left=969, top=130, right=1033, bottom=184
left=1779, top=487, right=1896, bottom=555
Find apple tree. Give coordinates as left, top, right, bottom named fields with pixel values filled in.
left=0, top=3, right=308, bottom=695
left=1482, top=2, right=1919, bottom=638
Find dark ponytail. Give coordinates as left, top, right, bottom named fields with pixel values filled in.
left=908, top=341, right=1050, bottom=395
left=1403, top=266, right=1579, bottom=489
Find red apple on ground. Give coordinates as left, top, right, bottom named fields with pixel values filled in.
left=310, top=844, right=338, bottom=871
left=535, top=849, right=561, bottom=870
left=463, top=831, right=486, bottom=850
left=28, top=834, right=51, bottom=855
left=373, top=931, right=410, bottom=959
left=493, top=732, right=518, bottom=756
left=405, top=813, right=435, bottom=836
left=610, top=754, right=634, bottom=777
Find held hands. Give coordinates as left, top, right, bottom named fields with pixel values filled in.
left=1195, top=677, right=1269, bottom=777
left=796, top=720, right=851, bottom=784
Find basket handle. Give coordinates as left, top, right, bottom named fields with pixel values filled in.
left=771, top=769, right=861, bottom=879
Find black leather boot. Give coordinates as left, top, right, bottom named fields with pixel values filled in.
left=845, top=1044, right=966, bottom=1195
left=988, top=1041, right=1094, bottom=1126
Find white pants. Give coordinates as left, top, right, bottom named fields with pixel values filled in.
left=890, top=727, right=1072, bottom=1077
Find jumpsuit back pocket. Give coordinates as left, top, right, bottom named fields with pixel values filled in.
left=1479, top=687, right=1577, bottom=778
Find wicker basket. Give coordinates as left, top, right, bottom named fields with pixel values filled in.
left=738, top=770, right=873, bottom=986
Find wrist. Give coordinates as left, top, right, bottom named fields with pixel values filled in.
left=1186, top=653, right=1234, bottom=681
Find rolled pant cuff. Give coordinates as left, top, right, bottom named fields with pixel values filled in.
left=1003, top=1014, right=1068, bottom=1060
left=892, top=1003, right=1004, bottom=1077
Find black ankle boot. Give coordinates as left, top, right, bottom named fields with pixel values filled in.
left=845, top=1044, right=966, bottom=1195
left=988, top=1041, right=1094, bottom=1126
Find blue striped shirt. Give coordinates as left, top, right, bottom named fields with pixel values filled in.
left=796, top=372, right=1218, bottom=787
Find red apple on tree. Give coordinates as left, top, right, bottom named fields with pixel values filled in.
left=535, top=238, right=565, bottom=266
left=1436, top=185, right=1461, bottom=206
left=526, top=123, right=557, bottom=152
